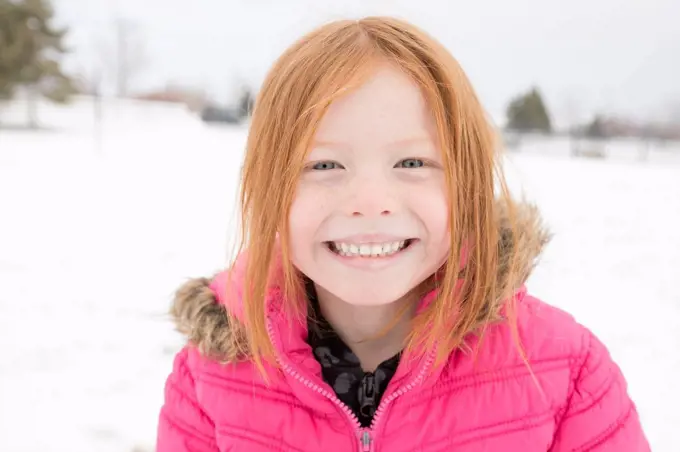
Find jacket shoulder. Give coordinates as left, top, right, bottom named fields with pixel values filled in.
left=516, top=293, right=592, bottom=364
left=452, top=292, right=593, bottom=379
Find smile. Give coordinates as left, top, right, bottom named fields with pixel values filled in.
left=325, top=239, right=415, bottom=258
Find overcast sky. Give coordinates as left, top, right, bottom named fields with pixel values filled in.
left=54, top=0, right=680, bottom=126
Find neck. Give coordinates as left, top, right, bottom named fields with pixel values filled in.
left=313, top=284, right=417, bottom=372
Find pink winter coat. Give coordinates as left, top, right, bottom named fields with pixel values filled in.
left=157, top=205, right=649, bottom=451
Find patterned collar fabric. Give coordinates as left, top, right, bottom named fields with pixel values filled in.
left=306, top=283, right=401, bottom=427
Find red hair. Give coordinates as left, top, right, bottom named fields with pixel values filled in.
left=236, top=17, right=522, bottom=372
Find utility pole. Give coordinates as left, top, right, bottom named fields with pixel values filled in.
left=115, top=18, right=129, bottom=98
left=112, top=18, right=147, bottom=99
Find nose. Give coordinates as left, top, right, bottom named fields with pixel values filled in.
left=352, top=208, right=391, bottom=217
left=345, top=173, right=398, bottom=217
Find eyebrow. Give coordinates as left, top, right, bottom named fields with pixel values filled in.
left=312, top=136, right=433, bottom=149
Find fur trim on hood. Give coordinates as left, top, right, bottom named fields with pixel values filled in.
left=170, top=201, right=551, bottom=362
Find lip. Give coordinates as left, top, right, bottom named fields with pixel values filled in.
left=322, top=239, right=418, bottom=270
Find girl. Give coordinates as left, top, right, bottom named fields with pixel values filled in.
left=157, top=17, right=649, bottom=451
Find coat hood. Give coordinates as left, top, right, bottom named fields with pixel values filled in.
left=170, top=201, right=551, bottom=362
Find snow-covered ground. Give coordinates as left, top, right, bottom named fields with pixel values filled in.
left=1, top=98, right=678, bottom=451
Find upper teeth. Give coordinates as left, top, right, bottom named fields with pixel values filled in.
left=332, top=241, right=407, bottom=257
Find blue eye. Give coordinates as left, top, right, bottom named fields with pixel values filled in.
left=396, top=158, right=425, bottom=168
left=310, top=161, right=341, bottom=171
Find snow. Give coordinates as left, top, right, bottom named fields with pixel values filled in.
left=1, top=98, right=679, bottom=451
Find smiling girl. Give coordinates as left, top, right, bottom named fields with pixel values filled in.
left=157, top=17, right=649, bottom=452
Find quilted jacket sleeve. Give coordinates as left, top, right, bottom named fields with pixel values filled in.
left=157, top=347, right=218, bottom=452
left=550, top=329, right=650, bottom=451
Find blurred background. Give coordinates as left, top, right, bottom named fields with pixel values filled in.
left=1, top=0, right=678, bottom=451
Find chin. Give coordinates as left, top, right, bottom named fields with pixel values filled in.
left=326, top=285, right=415, bottom=307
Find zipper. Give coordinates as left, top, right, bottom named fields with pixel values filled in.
left=266, top=317, right=365, bottom=450
left=367, top=350, right=435, bottom=434
left=360, top=430, right=372, bottom=452
left=266, top=316, right=435, bottom=452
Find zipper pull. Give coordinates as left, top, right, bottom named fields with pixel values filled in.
left=361, top=430, right=372, bottom=452
left=359, top=374, right=377, bottom=418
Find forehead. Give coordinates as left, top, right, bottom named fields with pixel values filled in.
left=313, top=64, right=435, bottom=146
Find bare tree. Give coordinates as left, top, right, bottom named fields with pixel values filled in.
left=101, top=18, right=149, bottom=98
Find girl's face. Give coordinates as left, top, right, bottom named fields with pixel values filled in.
left=289, top=64, right=450, bottom=306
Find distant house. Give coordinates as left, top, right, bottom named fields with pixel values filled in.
left=644, top=123, right=680, bottom=141
left=133, top=87, right=207, bottom=112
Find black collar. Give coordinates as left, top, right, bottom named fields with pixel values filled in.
left=306, top=280, right=401, bottom=427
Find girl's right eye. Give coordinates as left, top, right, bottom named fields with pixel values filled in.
left=309, top=161, right=342, bottom=171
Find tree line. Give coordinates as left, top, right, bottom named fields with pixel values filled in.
left=1, top=1, right=675, bottom=140
left=0, top=0, right=75, bottom=116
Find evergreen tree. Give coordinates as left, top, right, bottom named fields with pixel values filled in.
left=584, top=115, right=607, bottom=139
left=0, top=0, right=26, bottom=99
left=0, top=0, right=75, bottom=125
left=506, top=87, right=552, bottom=133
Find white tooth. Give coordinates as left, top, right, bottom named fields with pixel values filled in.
left=359, top=244, right=371, bottom=256
left=340, top=243, right=349, bottom=253
left=399, top=240, right=405, bottom=250
left=349, top=244, right=359, bottom=255
left=370, top=244, right=382, bottom=256
left=390, top=241, right=401, bottom=252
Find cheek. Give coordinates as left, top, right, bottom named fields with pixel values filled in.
left=288, top=183, right=334, bottom=247
left=404, top=177, right=449, bottom=233
left=402, top=178, right=451, bottom=259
